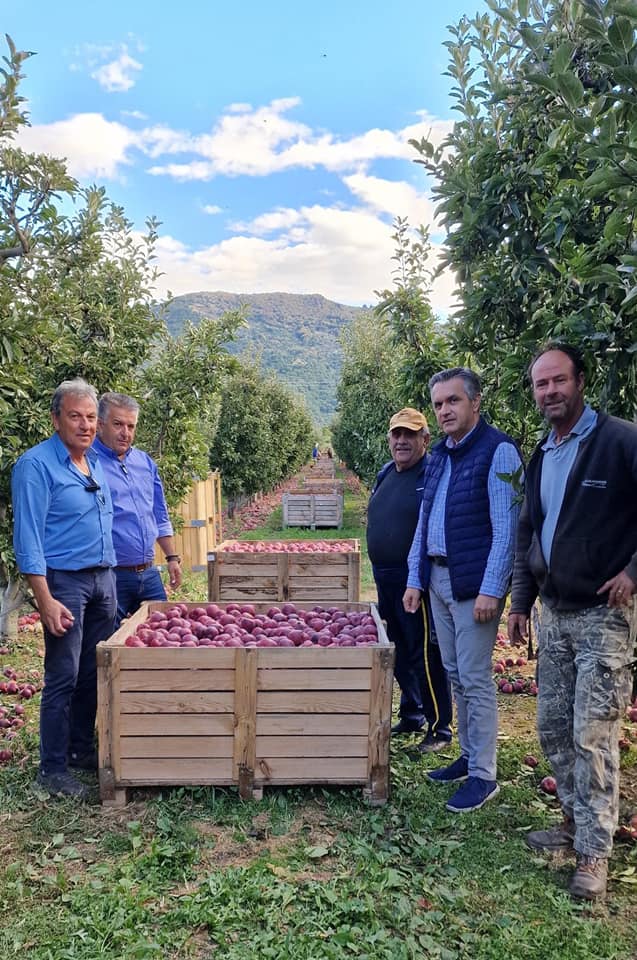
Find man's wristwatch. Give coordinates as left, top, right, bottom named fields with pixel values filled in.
left=165, top=554, right=182, bottom=563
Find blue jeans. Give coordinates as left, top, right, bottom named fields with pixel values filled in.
left=42, top=567, right=117, bottom=773
left=428, top=564, right=503, bottom=780
left=115, top=565, right=167, bottom=626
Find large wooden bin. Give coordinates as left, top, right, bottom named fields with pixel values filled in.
left=96, top=601, right=394, bottom=806
left=282, top=492, right=343, bottom=529
left=207, top=539, right=360, bottom=603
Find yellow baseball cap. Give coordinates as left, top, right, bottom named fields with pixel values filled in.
left=389, top=408, right=429, bottom=432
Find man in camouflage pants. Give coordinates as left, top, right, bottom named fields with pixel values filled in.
left=508, top=342, right=637, bottom=901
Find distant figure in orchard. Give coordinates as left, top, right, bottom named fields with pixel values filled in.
left=94, top=392, right=182, bottom=626
left=367, top=408, right=452, bottom=752
left=508, top=342, right=637, bottom=902
left=312, top=442, right=320, bottom=462
left=403, top=369, right=522, bottom=813
left=11, top=378, right=117, bottom=800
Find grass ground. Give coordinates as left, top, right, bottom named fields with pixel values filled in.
left=1, top=468, right=636, bottom=958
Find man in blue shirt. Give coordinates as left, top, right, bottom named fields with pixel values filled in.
left=509, top=342, right=637, bottom=901
left=404, top=368, right=522, bottom=813
left=94, top=392, right=182, bottom=625
left=12, top=378, right=117, bottom=799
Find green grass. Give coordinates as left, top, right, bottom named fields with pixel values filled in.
left=1, top=472, right=636, bottom=958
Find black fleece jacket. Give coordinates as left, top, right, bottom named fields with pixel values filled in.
left=510, top=412, right=637, bottom=613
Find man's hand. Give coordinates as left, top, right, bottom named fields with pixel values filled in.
left=473, top=594, right=499, bottom=623
left=598, top=571, right=636, bottom=608
left=39, top=597, right=74, bottom=637
left=167, top=559, right=183, bottom=591
left=403, top=587, right=422, bottom=613
left=508, top=612, right=528, bottom=645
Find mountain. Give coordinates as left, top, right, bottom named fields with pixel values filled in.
left=164, top=291, right=366, bottom=426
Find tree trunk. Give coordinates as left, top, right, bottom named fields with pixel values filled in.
left=0, top=576, right=25, bottom=640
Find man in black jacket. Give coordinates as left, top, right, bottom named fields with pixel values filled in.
left=509, top=342, right=637, bottom=901
left=367, top=408, right=452, bottom=752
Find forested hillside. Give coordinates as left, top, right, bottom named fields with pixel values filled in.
left=165, top=292, right=366, bottom=425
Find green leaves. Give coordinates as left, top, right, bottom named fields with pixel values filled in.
left=608, top=16, right=636, bottom=55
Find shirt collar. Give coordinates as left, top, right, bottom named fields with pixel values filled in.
left=93, top=435, right=131, bottom=461
left=445, top=420, right=479, bottom=449
left=52, top=431, right=98, bottom=466
left=543, top=404, right=596, bottom=450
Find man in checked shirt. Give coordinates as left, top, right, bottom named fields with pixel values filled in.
left=403, top=368, right=522, bottom=813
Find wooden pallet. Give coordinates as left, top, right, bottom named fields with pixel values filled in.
left=282, top=492, right=343, bottom=529
left=97, top=600, right=393, bottom=806
left=207, top=539, right=360, bottom=603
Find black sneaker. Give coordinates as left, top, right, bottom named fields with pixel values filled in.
left=35, top=771, right=90, bottom=800
left=416, top=730, right=453, bottom=754
left=68, top=749, right=98, bottom=771
left=391, top=720, right=423, bottom=736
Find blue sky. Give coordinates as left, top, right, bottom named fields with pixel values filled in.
left=7, top=0, right=489, bottom=309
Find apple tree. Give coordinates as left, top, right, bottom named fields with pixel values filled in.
left=410, top=0, right=637, bottom=448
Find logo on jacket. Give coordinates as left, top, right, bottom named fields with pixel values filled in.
left=581, top=479, right=607, bottom=489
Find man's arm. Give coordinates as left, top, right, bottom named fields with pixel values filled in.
left=25, top=574, right=74, bottom=637
left=156, top=534, right=183, bottom=590
left=151, top=460, right=182, bottom=590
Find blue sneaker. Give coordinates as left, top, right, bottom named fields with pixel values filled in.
left=446, top=776, right=500, bottom=813
left=427, top=755, right=469, bottom=784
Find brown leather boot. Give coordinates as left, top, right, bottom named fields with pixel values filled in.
left=569, top=855, right=608, bottom=900
left=526, top=817, right=575, bottom=851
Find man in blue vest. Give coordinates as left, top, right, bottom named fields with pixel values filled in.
left=367, top=408, right=452, bottom=752
left=403, top=368, right=522, bottom=812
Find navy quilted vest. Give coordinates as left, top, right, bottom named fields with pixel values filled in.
left=418, top=417, right=512, bottom=600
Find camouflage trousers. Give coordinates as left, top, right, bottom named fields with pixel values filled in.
left=536, top=600, right=636, bottom=858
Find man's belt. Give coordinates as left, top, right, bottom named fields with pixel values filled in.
left=115, top=562, right=154, bottom=573
left=428, top=555, right=448, bottom=567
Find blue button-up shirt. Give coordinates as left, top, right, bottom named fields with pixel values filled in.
left=407, top=432, right=522, bottom=597
left=539, top=404, right=598, bottom=568
left=92, top=437, right=173, bottom=566
left=11, top=433, right=115, bottom=575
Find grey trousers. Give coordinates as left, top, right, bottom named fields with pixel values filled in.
left=428, top=564, right=503, bottom=781
left=537, top=600, right=635, bottom=858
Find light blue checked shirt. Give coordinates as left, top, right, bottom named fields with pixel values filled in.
left=407, top=430, right=522, bottom=597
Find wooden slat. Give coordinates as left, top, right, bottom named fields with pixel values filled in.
left=257, top=648, right=374, bottom=668
left=120, top=714, right=234, bottom=736
left=257, top=691, right=370, bottom=713
left=233, top=647, right=258, bottom=796
left=217, top=561, right=281, bottom=575
left=117, top=648, right=236, bottom=669
left=119, top=669, right=235, bottom=692
left=257, top=668, right=371, bottom=691
left=121, top=736, right=233, bottom=758
left=119, top=757, right=234, bottom=781
left=254, top=757, right=367, bottom=782
left=255, top=736, right=368, bottom=757
left=366, top=646, right=395, bottom=803
left=256, top=713, right=369, bottom=736
left=97, top=645, right=120, bottom=800
left=120, top=691, right=234, bottom=713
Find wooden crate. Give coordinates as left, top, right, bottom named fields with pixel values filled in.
left=154, top=472, right=223, bottom=572
left=207, top=539, right=360, bottom=603
left=293, top=478, right=344, bottom=495
left=96, top=600, right=394, bottom=806
left=282, top=492, right=343, bottom=529
left=305, top=460, right=335, bottom=479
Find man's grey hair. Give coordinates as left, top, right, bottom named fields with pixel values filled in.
left=428, top=367, right=482, bottom=401
left=50, top=378, right=98, bottom=416
left=98, top=392, right=140, bottom=420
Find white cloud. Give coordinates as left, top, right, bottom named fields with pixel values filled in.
left=16, top=113, right=139, bottom=180
left=92, top=52, right=143, bottom=92
left=121, top=109, right=148, bottom=121
left=342, top=173, right=439, bottom=231
left=150, top=203, right=457, bottom=315
left=202, top=204, right=223, bottom=215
